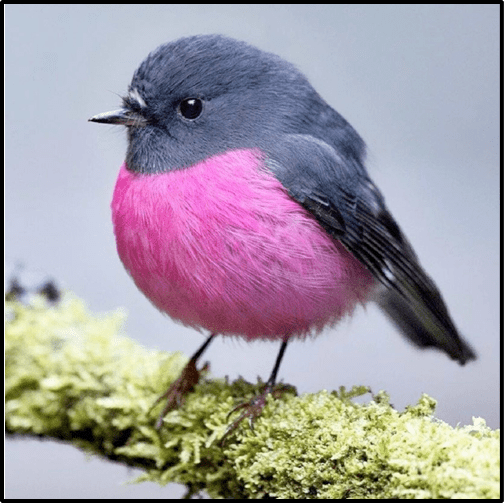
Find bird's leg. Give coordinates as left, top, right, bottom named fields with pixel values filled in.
left=152, top=333, right=215, bottom=428
left=220, top=340, right=291, bottom=444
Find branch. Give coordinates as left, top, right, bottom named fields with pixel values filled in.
left=5, top=294, right=499, bottom=499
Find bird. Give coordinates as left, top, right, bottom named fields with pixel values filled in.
left=89, top=34, right=476, bottom=432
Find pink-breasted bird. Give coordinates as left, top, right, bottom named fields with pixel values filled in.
left=90, top=34, right=476, bottom=432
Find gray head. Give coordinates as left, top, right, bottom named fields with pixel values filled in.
left=90, top=34, right=365, bottom=173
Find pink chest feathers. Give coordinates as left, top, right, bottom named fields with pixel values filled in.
left=111, top=149, right=375, bottom=340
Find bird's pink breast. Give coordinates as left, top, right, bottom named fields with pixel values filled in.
left=111, top=149, right=375, bottom=341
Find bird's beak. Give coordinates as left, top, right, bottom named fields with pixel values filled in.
left=88, top=108, right=147, bottom=127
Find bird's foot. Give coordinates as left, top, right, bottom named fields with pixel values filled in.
left=152, top=358, right=209, bottom=429
left=220, top=381, right=295, bottom=445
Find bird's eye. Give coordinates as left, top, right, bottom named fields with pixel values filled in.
left=178, top=98, right=203, bottom=120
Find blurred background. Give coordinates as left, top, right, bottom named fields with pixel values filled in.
left=6, top=5, right=499, bottom=499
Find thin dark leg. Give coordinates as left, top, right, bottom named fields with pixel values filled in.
left=265, top=340, right=288, bottom=386
left=191, top=332, right=216, bottom=361
left=153, top=333, right=216, bottom=428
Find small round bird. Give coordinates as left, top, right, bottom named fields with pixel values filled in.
left=90, top=34, right=476, bottom=432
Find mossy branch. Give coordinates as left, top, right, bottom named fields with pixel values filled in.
left=5, top=294, right=499, bottom=499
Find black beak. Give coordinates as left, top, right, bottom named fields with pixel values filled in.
left=88, top=108, right=147, bottom=127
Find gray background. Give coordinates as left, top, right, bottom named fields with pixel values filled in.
left=6, top=4, right=499, bottom=499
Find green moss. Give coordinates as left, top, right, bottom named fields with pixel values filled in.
left=5, top=294, right=500, bottom=499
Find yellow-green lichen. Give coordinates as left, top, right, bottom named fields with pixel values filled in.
left=5, top=294, right=500, bottom=499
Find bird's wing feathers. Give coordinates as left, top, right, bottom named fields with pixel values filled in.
left=266, top=134, right=476, bottom=364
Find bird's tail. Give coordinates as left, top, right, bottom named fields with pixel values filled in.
left=376, top=287, right=476, bottom=365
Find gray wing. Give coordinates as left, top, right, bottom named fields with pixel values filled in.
left=267, top=134, right=476, bottom=364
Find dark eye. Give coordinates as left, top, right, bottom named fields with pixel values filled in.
left=178, top=98, right=203, bottom=120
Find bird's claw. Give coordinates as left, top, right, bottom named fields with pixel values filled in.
left=151, top=359, right=209, bottom=429
left=219, top=382, right=295, bottom=446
